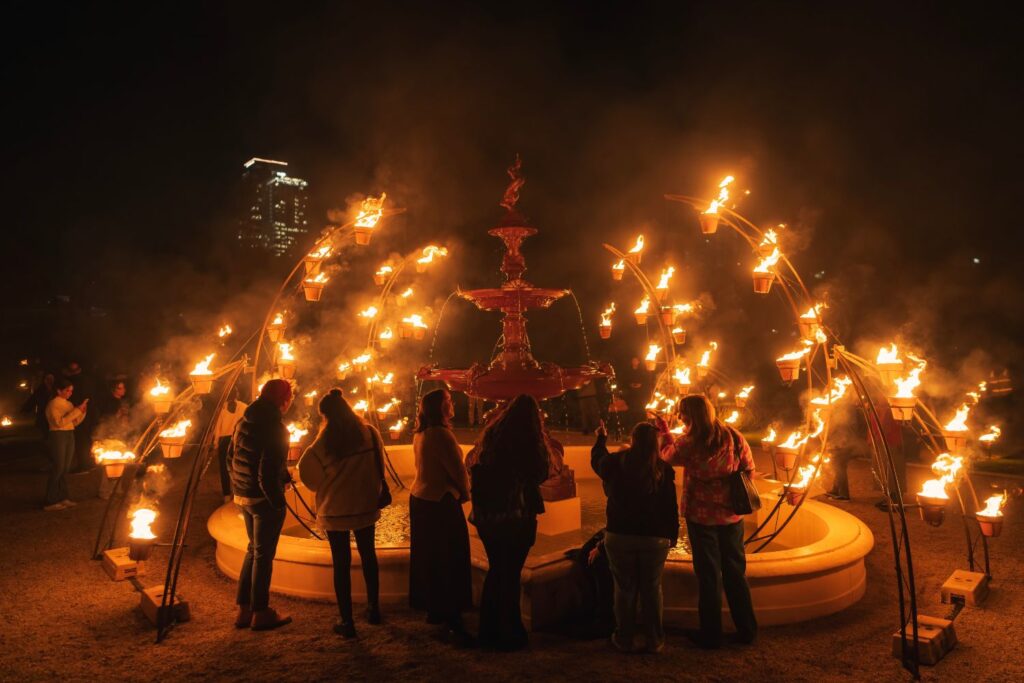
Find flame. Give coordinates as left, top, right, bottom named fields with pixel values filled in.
left=416, top=245, right=448, bottom=266
left=612, top=259, right=625, bottom=274
left=351, top=353, right=372, bottom=368
left=799, top=304, right=825, bottom=322
left=218, top=324, right=233, bottom=338
left=698, top=341, right=719, bottom=368
left=776, top=346, right=811, bottom=363
left=634, top=297, right=651, bottom=315
left=307, top=244, right=332, bottom=260
left=627, top=235, right=645, bottom=254
left=724, top=410, right=740, bottom=424
left=389, top=417, right=408, bottom=433
left=354, top=193, right=386, bottom=228
left=337, top=361, right=351, bottom=375
left=811, top=376, right=853, bottom=406
left=790, top=460, right=820, bottom=491
left=978, top=425, right=1001, bottom=444
left=814, top=326, right=828, bottom=344
left=943, top=403, right=971, bottom=432
left=1, top=416, right=11, bottom=427
left=375, top=264, right=394, bottom=278
left=673, top=302, right=696, bottom=316
left=808, top=409, right=825, bottom=438
left=286, top=422, right=309, bottom=444
left=600, top=303, right=615, bottom=328
left=656, top=267, right=675, bottom=291
left=737, top=385, right=755, bottom=400
left=778, top=429, right=810, bottom=451
left=893, top=356, right=927, bottom=398
left=367, top=371, right=396, bottom=388
left=979, top=492, right=1007, bottom=518
left=304, top=389, right=318, bottom=399
left=159, top=419, right=191, bottom=439
left=758, top=228, right=779, bottom=247
left=645, top=344, right=662, bottom=363
left=353, top=399, right=368, bottom=414
left=917, top=453, right=964, bottom=500
left=149, top=378, right=171, bottom=398
left=190, top=354, right=215, bottom=376
left=358, top=306, right=379, bottom=319
left=753, top=247, right=782, bottom=273
left=978, top=381, right=988, bottom=394
left=703, top=175, right=735, bottom=214
left=129, top=508, right=157, bottom=540
left=876, top=343, right=900, bottom=365
left=762, top=427, right=777, bottom=443
left=305, top=271, right=329, bottom=285
left=270, top=312, right=285, bottom=327
left=399, top=287, right=414, bottom=300
left=376, top=398, right=401, bottom=415
left=379, top=327, right=394, bottom=341
left=673, top=366, right=692, bottom=386
left=671, top=325, right=684, bottom=336
left=401, top=313, right=429, bottom=329
left=93, top=442, right=137, bottom=463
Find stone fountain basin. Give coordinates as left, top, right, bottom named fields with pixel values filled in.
left=208, top=445, right=873, bottom=630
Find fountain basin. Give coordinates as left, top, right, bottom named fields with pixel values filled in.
left=209, top=445, right=873, bottom=629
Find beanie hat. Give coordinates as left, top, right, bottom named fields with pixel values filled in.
left=261, top=378, right=293, bottom=408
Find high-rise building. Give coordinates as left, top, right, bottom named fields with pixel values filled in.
left=237, top=157, right=310, bottom=256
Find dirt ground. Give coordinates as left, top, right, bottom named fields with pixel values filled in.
left=1, top=432, right=1021, bottom=683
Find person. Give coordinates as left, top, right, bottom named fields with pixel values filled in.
left=226, top=378, right=294, bottom=631
left=592, top=419, right=679, bottom=653
left=577, top=380, right=601, bottom=435
left=43, top=378, right=88, bottom=510
left=63, top=361, right=96, bottom=473
left=94, top=379, right=130, bottom=500
left=215, top=387, right=248, bottom=502
left=621, top=357, right=651, bottom=428
left=660, top=394, right=757, bottom=649
left=468, top=393, right=549, bottom=651
left=298, top=389, right=387, bottom=638
left=21, top=372, right=55, bottom=438
left=408, top=389, right=474, bottom=646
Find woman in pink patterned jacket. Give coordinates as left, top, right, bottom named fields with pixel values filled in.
left=659, top=394, right=757, bottom=649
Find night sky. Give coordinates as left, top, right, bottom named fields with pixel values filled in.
left=2, top=2, right=1022, bottom=385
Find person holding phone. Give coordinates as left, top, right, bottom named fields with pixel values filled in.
left=43, top=379, right=87, bottom=510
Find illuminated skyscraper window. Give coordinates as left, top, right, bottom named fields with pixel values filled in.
left=236, top=157, right=309, bottom=256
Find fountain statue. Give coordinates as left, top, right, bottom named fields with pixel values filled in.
left=417, top=157, right=613, bottom=503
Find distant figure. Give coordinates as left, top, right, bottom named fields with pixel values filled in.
left=94, top=379, right=131, bottom=500
left=214, top=387, right=248, bottom=502
left=62, top=361, right=95, bottom=473
left=226, top=379, right=293, bottom=631
left=660, top=395, right=757, bottom=649
left=469, top=394, right=549, bottom=652
left=409, top=389, right=474, bottom=647
left=577, top=380, right=601, bottom=435
left=592, top=420, right=678, bottom=653
left=21, top=372, right=55, bottom=438
left=621, top=357, right=650, bottom=428
left=298, top=389, right=387, bottom=639
left=43, top=378, right=88, bottom=511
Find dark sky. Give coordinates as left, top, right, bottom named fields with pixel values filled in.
left=2, top=1, right=1022, bottom=379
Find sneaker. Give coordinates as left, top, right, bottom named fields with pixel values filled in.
left=333, top=619, right=357, bottom=638
left=251, top=608, right=292, bottom=631
left=43, top=502, right=66, bottom=511
left=61, top=499, right=77, bottom=508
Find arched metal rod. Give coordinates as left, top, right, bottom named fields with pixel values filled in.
left=157, top=360, right=247, bottom=643
left=837, top=351, right=920, bottom=678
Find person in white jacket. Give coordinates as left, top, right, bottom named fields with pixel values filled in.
left=44, top=378, right=88, bottom=510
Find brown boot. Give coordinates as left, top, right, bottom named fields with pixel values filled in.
left=251, top=608, right=292, bottom=631
left=234, top=606, right=253, bottom=629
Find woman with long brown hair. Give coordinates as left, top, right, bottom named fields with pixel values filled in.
left=660, top=394, right=757, bottom=649
left=468, top=393, right=550, bottom=651
left=592, top=419, right=678, bottom=653
left=408, top=388, right=474, bottom=647
left=297, top=388, right=387, bottom=638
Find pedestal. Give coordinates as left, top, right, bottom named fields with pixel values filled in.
left=102, top=547, right=145, bottom=581
left=941, top=569, right=989, bottom=606
left=140, top=585, right=191, bottom=626
left=891, top=614, right=957, bottom=666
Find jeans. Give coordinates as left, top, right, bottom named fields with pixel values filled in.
left=603, top=531, right=671, bottom=650
left=327, top=526, right=379, bottom=622
left=216, top=436, right=232, bottom=497
left=236, top=500, right=286, bottom=611
left=686, top=519, right=757, bottom=645
left=45, top=430, right=75, bottom=505
left=477, top=518, right=537, bottom=649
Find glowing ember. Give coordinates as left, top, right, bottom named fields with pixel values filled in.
left=358, top=305, right=379, bottom=320
left=354, top=193, right=387, bottom=228
left=942, top=403, right=971, bottom=432
left=754, top=247, right=782, bottom=273
left=286, top=422, right=309, bottom=444
left=129, top=508, right=157, bottom=540
left=811, top=376, right=853, bottom=406
left=724, top=410, right=740, bottom=424
left=190, top=354, right=215, bottom=376
left=416, top=245, right=449, bottom=267
left=149, top=378, right=171, bottom=397
left=218, top=324, right=233, bottom=338
left=703, top=175, right=735, bottom=215
left=159, top=419, right=191, bottom=439
left=979, top=492, right=1007, bottom=518
left=978, top=425, right=1001, bottom=444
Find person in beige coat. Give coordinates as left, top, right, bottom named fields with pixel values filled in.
left=298, top=389, right=387, bottom=638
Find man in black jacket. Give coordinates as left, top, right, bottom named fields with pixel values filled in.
left=226, top=379, right=293, bottom=631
